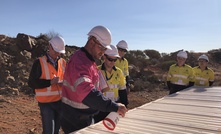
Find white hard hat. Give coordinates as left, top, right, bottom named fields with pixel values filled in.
left=87, top=25, right=112, bottom=49
left=49, top=36, right=65, bottom=54
left=198, top=54, right=209, bottom=62
left=105, top=45, right=120, bottom=57
left=116, top=40, right=128, bottom=51
left=177, top=50, right=187, bottom=59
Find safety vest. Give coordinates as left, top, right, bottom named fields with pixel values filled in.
left=98, top=65, right=126, bottom=102
left=115, top=58, right=129, bottom=77
left=167, top=64, right=194, bottom=86
left=193, top=66, right=214, bottom=86
left=35, top=56, right=66, bottom=103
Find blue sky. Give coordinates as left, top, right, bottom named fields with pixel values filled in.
left=1, top=0, right=221, bottom=53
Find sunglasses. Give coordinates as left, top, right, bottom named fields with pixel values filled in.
left=106, top=56, right=117, bottom=62
left=118, top=48, right=127, bottom=53
left=93, top=38, right=107, bottom=51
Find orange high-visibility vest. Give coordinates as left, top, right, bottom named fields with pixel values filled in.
left=35, top=56, right=66, bottom=103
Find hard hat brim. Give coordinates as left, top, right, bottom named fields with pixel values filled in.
left=104, top=45, right=112, bottom=50
left=117, top=46, right=128, bottom=51
left=198, top=58, right=209, bottom=62
left=106, top=54, right=120, bottom=57
left=54, top=49, right=65, bottom=54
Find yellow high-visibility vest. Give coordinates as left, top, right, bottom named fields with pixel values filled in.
left=193, top=66, right=214, bottom=86
left=115, top=58, right=129, bottom=77
left=167, top=64, right=194, bottom=86
left=98, top=65, right=126, bottom=101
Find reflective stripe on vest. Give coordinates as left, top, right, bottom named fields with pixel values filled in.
left=195, top=76, right=208, bottom=81
left=35, top=56, right=65, bottom=102
left=63, top=77, right=92, bottom=92
left=60, top=59, right=65, bottom=72
left=36, top=90, right=62, bottom=96
left=173, top=74, right=188, bottom=79
left=171, top=82, right=188, bottom=86
left=109, top=84, right=126, bottom=90
left=62, top=97, right=89, bottom=109
left=170, top=74, right=189, bottom=85
left=109, top=84, right=118, bottom=89
left=41, top=56, right=52, bottom=91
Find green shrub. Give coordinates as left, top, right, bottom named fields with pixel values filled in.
left=158, top=60, right=176, bottom=71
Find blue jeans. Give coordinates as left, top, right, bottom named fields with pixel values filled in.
left=38, top=100, right=61, bottom=134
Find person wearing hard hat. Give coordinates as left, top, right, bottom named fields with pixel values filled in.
left=115, top=40, right=131, bottom=94
left=167, top=50, right=194, bottom=95
left=61, top=25, right=128, bottom=133
left=193, top=54, right=214, bottom=87
left=93, top=45, right=128, bottom=123
left=28, top=35, right=66, bottom=134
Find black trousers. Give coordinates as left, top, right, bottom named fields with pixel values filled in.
left=61, top=103, right=93, bottom=134
left=169, top=84, right=188, bottom=95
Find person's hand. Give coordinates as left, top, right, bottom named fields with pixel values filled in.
left=50, top=77, right=60, bottom=85
left=116, top=103, right=128, bottom=117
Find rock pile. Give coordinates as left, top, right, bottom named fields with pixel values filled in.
left=0, top=33, right=78, bottom=96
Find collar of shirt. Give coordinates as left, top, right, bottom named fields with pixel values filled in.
left=197, top=66, right=208, bottom=70
left=46, top=53, right=59, bottom=68
left=175, top=63, right=185, bottom=67
left=81, top=47, right=95, bottom=62
left=120, top=57, right=125, bottom=60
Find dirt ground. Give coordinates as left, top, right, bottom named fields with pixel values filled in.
left=0, top=89, right=168, bottom=134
